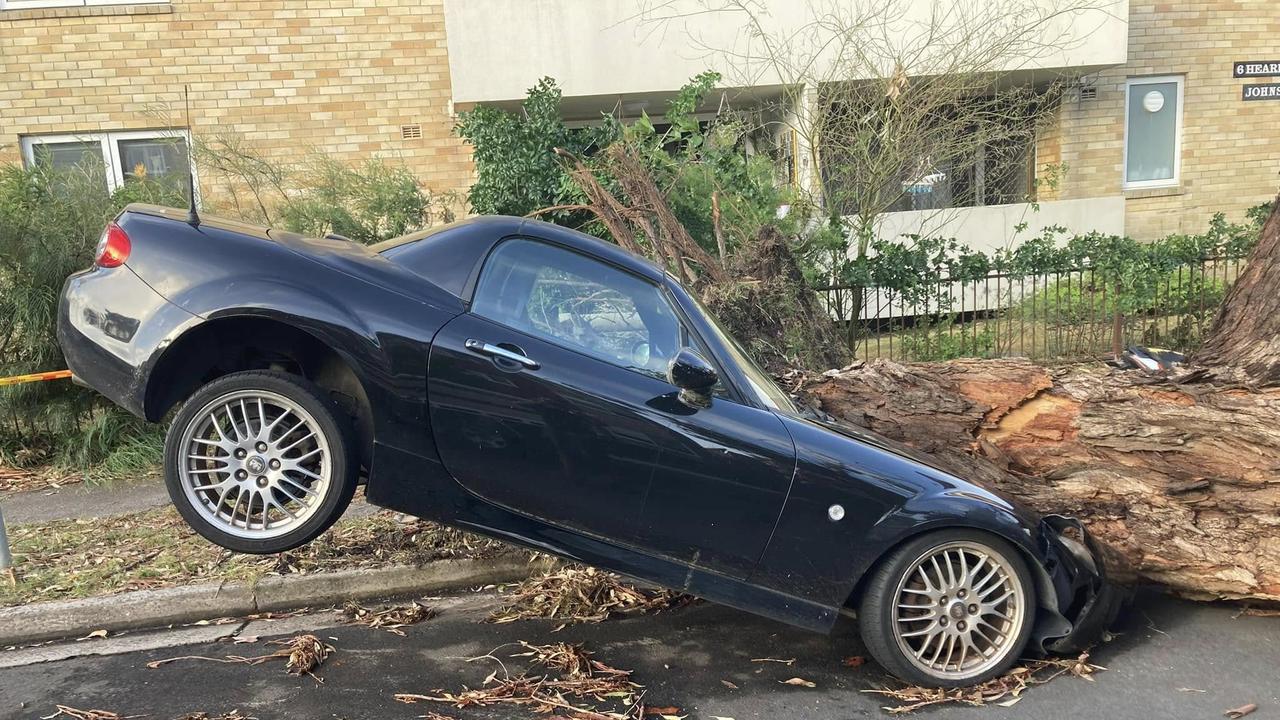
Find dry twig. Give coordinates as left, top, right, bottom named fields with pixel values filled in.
left=39, top=707, right=138, bottom=720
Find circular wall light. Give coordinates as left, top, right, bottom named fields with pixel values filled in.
left=1142, top=90, right=1165, bottom=113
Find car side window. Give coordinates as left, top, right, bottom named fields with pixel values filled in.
left=472, top=239, right=681, bottom=381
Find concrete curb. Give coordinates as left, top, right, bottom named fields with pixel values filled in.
left=0, top=556, right=542, bottom=646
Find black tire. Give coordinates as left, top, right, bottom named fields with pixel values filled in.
left=163, top=370, right=359, bottom=554
left=858, top=529, right=1037, bottom=687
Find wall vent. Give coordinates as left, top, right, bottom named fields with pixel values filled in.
left=400, top=124, right=423, bottom=140
left=1079, top=86, right=1098, bottom=101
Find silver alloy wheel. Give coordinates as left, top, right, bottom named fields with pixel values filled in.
left=177, top=389, right=331, bottom=539
left=891, top=540, right=1025, bottom=681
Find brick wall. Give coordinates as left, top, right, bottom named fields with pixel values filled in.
left=0, top=0, right=472, bottom=215
left=1049, top=0, right=1280, bottom=239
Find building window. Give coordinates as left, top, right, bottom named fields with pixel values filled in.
left=21, top=130, right=192, bottom=192
left=0, top=0, right=167, bottom=10
left=1124, top=76, right=1183, bottom=189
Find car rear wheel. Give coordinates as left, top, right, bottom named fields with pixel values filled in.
left=164, top=370, right=358, bottom=554
left=858, top=529, right=1036, bottom=687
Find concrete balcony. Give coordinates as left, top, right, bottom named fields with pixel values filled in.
left=444, top=0, right=1129, bottom=112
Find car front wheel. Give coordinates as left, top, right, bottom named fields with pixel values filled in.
left=163, top=370, right=359, bottom=554
left=858, top=529, right=1037, bottom=687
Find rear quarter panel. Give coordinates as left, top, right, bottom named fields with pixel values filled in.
left=117, top=210, right=463, bottom=455
left=59, top=264, right=201, bottom=416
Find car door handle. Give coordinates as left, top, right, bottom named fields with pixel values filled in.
left=465, top=339, right=541, bottom=370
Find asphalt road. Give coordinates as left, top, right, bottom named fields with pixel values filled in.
left=1, top=589, right=1276, bottom=720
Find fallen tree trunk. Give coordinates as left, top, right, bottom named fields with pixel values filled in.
left=802, top=358, right=1280, bottom=601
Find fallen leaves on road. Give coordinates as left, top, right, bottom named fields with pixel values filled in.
left=842, top=655, right=867, bottom=668
left=175, top=713, right=258, bottom=720
left=341, top=599, right=437, bottom=635
left=864, top=652, right=1103, bottom=714
left=749, top=657, right=795, bottom=665
left=276, top=634, right=332, bottom=676
left=488, top=565, right=693, bottom=624
left=144, top=633, right=334, bottom=680
left=780, top=677, right=817, bottom=688
left=1224, top=703, right=1259, bottom=719
left=396, top=641, right=655, bottom=719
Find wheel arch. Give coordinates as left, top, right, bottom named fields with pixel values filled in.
left=842, top=519, right=1057, bottom=621
left=143, top=314, right=375, bottom=470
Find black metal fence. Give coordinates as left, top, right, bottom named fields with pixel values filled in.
left=816, top=256, right=1247, bottom=363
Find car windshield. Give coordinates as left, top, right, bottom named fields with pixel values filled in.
left=687, top=292, right=797, bottom=414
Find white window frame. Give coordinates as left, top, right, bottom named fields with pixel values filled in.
left=20, top=129, right=195, bottom=193
left=1122, top=75, right=1184, bottom=190
left=0, top=0, right=167, bottom=10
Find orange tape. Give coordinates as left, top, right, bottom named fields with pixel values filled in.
left=0, top=369, right=72, bottom=388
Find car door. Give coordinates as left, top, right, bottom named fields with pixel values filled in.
left=426, top=237, right=795, bottom=578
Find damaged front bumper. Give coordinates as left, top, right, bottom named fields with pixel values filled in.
left=1029, top=515, right=1127, bottom=655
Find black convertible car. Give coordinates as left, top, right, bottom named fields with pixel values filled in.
left=58, top=205, right=1118, bottom=686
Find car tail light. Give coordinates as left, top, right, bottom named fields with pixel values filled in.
left=94, top=222, right=131, bottom=268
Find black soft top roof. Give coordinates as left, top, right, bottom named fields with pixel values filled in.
left=375, top=215, right=666, bottom=300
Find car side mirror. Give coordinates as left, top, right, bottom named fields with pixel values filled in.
left=668, top=348, right=717, bottom=407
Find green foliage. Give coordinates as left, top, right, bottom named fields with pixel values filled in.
left=456, top=72, right=801, bottom=259
left=1016, top=267, right=1227, bottom=326
left=629, top=72, right=799, bottom=258
left=456, top=77, right=615, bottom=220
left=278, top=155, right=446, bottom=244
left=0, top=160, right=184, bottom=469
left=898, top=317, right=996, bottom=362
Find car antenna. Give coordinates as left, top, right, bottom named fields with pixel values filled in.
left=183, top=84, right=200, bottom=228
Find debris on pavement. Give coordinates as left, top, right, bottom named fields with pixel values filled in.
left=864, top=652, right=1103, bottom=713
left=488, top=565, right=693, bottom=624
left=395, top=640, right=653, bottom=719
left=1224, top=703, right=1259, bottom=718
left=144, top=633, right=334, bottom=679
left=341, top=599, right=437, bottom=635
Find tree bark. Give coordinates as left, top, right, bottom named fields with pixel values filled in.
left=802, top=359, right=1280, bottom=601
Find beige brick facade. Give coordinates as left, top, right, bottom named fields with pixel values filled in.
left=0, top=0, right=471, bottom=212
left=1046, top=0, right=1280, bottom=239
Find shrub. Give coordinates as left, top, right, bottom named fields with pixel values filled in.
left=279, top=155, right=453, bottom=244
left=0, top=160, right=183, bottom=470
